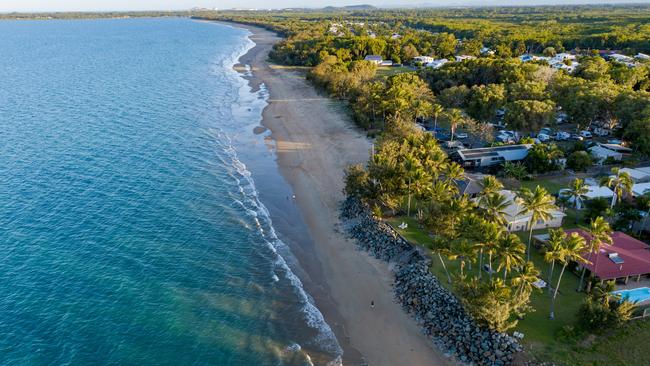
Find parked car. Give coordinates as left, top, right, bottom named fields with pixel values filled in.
left=580, top=130, right=592, bottom=138
left=539, top=127, right=552, bottom=136
left=554, top=131, right=570, bottom=141
left=537, top=133, right=551, bottom=142
left=607, top=139, right=623, bottom=145
left=556, top=112, right=569, bottom=124
left=570, top=133, right=584, bottom=141
left=593, top=127, right=610, bottom=137
left=455, top=132, right=468, bottom=139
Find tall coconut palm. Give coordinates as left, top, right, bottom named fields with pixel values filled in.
left=578, top=217, right=613, bottom=291
left=517, top=186, right=558, bottom=261
left=564, top=178, right=589, bottom=223
left=449, top=239, right=477, bottom=278
left=478, top=192, right=511, bottom=226
left=479, top=220, right=504, bottom=281
left=443, top=162, right=465, bottom=189
left=429, top=237, right=453, bottom=285
left=445, top=108, right=464, bottom=142
left=550, top=232, right=588, bottom=319
left=544, top=228, right=566, bottom=294
left=600, top=167, right=634, bottom=208
left=431, top=103, right=444, bottom=138
left=511, top=261, right=541, bottom=297
left=497, top=234, right=526, bottom=280
left=404, top=155, right=422, bottom=217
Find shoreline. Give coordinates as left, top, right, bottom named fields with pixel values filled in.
left=228, top=22, right=455, bottom=366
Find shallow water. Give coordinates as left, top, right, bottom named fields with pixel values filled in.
left=0, top=17, right=340, bottom=365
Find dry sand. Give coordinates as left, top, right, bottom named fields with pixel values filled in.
left=230, top=23, right=453, bottom=366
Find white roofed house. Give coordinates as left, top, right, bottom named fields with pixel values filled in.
left=589, top=144, right=625, bottom=164
left=364, top=55, right=383, bottom=65
left=477, top=190, right=565, bottom=232
left=636, top=53, right=650, bottom=61
left=425, top=58, right=449, bottom=69
left=413, top=56, right=434, bottom=64
left=455, top=55, right=476, bottom=62
left=559, top=186, right=614, bottom=209
left=618, top=168, right=650, bottom=183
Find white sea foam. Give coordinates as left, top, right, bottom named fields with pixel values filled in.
left=209, top=26, right=344, bottom=363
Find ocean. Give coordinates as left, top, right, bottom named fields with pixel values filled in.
left=0, top=17, right=341, bottom=365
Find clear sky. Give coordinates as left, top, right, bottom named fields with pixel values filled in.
left=1, top=0, right=647, bottom=12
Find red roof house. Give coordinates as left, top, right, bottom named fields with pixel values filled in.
left=567, top=229, right=650, bottom=281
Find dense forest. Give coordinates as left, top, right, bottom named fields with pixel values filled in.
left=206, top=5, right=650, bottom=158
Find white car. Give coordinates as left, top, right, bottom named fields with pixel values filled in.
left=455, top=132, right=468, bottom=139
left=537, top=133, right=551, bottom=142
left=580, top=130, right=592, bottom=138
left=554, top=132, right=570, bottom=141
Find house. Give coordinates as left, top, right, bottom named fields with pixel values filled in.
left=455, top=55, right=476, bottom=62
left=608, top=53, right=634, bottom=63
left=589, top=145, right=623, bottom=164
left=632, top=183, right=650, bottom=197
left=568, top=229, right=650, bottom=283
left=480, top=47, right=494, bottom=55
left=559, top=185, right=615, bottom=209
left=454, top=174, right=485, bottom=198
left=619, top=168, right=650, bottom=183
left=636, top=53, right=650, bottom=61
left=364, top=55, right=383, bottom=65
left=453, top=144, right=531, bottom=169
left=413, top=56, right=434, bottom=64
left=425, top=58, right=448, bottom=69
left=497, top=190, right=565, bottom=232
left=552, top=53, right=576, bottom=62
left=380, top=60, right=393, bottom=66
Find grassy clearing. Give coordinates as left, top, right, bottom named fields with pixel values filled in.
left=375, top=66, right=413, bottom=77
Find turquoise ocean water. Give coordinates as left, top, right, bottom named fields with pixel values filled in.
left=0, top=18, right=340, bottom=365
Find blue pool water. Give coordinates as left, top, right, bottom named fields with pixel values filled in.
left=612, top=287, right=650, bottom=303
left=0, top=18, right=339, bottom=365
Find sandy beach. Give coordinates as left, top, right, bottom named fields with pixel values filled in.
left=230, top=23, right=454, bottom=366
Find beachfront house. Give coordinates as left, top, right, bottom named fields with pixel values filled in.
left=452, top=144, right=531, bottom=169
left=364, top=55, right=383, bottom=65
left=636, top=53, right=650, bottom=61
left=454, top=174, right=485, bottom=198
left=493, top=190, right=565, bottom=232
left=455, top=55, right=476, bottom=62
left=568, top=229, right=650, bottom=285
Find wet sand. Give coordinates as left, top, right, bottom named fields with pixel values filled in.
left=229, top=22, right=454, bottom=366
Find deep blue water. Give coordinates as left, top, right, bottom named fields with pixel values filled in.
left=0, top=18, right=339, bottom=365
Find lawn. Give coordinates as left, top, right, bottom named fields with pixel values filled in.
left=520, top=176, right=571, bottom=195
left=386, top=215, right=650, bottom=365
left=375, top=66, right=413, bottom=77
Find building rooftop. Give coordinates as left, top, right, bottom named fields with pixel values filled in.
left=567, top=229, right=650, bottom=280
left=457, top=144, right=531, bottom=160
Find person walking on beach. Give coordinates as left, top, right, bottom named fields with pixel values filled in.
left=371, top=300, right=375, bottom=309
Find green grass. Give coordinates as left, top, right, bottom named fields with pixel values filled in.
left=520, top=177, right=568, bottom=195
left=375, top=66, right=412, bottom=77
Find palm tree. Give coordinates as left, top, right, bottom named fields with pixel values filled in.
left=511, top=261, right=541, bottom=297
left=578, top=217, right=613, bottom=292
left=544, top=228, right=566, bottom=294
left=431, top=103, right=443, bottom=138
left=443, top=162, right=464, bottom=189
left=563, top=178, right=589, bottom=223
left=550, top=232, right=588, bottom=319
left=517, top=186, right=558, bottom=261
left=502, top=161, right=527, bottom=181
left=479, top=175, right=504, bottom=197
left=404, top=155, right=421, bottom=217
left=600, top=167, right=634, bottom=208
left=479, top=220, right=504, bottom=281
left=445, top=108, right=464, bottom=142
left=449, top=239, right=477, bottom=278
left=497, top=234, right=526, bottom=280
left=478, top=192, right=511, bottom=226
left=429, top=238, right=453, bottom=285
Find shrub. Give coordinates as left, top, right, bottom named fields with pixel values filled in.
left=566, top=151, right=593, bottom=171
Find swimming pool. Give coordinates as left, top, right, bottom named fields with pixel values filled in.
left=612, top=287, right=650, bottom=303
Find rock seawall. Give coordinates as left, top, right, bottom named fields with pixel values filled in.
left=341, top=197, right=522, bottom=366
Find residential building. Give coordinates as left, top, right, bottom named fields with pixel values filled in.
left=452, top=144, right=531, bottom=169
left=636, top=53, right=650, bottom=61
left=413, top=56, right=434, bottom=64
left=425, top=58, right=448, bottom=69
left=455, top=55, right=476, bottom=62
left=454, top=173, right=485, bottom=198
left=380, top=60, right=393, bottom=66
left=497, top=190, right=565, bottom=232
left=619, top=168, right=650, bottom=183
left=569, top=229, right=650, bottom=283
left=589, top=145, right=624, bottom=164
left=632, top=183, right=650, bottom=197
left=559, top=185, right=614, bottom=209
left=364, top=55, right=383, bottom=65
